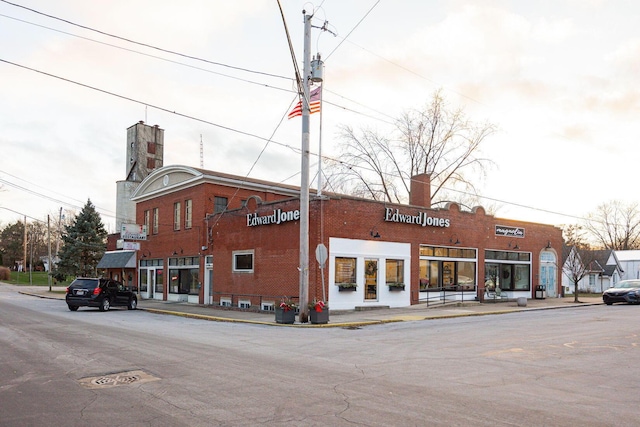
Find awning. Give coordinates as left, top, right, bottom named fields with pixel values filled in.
left=97, top=250, right=137, bottom=269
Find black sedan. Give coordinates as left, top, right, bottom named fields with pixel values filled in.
left=66, top=277, right=137, bottom=311
left=602, top=280, right=640, bottom=305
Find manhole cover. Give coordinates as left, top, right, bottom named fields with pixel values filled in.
left=78, top=370, right=160, bottom=389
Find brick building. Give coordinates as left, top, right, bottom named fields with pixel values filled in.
left=125, top=164, right=563, bottom=311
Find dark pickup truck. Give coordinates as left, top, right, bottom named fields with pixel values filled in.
left=66, top=277, right=137, bottom=311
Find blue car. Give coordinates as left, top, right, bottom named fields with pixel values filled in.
left=602, top=280, right=640, bottom=305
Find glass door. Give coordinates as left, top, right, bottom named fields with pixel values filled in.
left=364, top=259, right=378, bottom=301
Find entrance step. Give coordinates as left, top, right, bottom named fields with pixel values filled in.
left=354, top=305, right=390, bottom=311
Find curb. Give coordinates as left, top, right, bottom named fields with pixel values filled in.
left=17, top=290, right=603, bottom=328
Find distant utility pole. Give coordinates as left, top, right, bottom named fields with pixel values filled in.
left=48, top=214, right=52, bottom=291
left=23, top=215, right=27, bottom=276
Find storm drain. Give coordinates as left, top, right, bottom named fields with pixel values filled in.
left=78, top=370, right=160, bottom=389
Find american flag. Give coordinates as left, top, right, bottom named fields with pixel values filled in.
left=288, top=86, right=322, bottom=119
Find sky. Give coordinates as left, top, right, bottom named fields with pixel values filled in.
left=1, top=0, right=639, bottom=233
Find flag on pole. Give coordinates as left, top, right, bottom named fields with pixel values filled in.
left=288, top=86, right=321, bottom=119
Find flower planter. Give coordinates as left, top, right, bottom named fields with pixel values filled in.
left=309, top=307, right=329, bottom=324
left=388, top=284, right=405, bottom=291
left=275, top=307, right=296, bottom=324
left=338, top=286, right=357, bottom=292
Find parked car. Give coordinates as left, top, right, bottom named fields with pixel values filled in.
left=602, top=280, right=640, bottom=305
left=66, top=278, right=137, bottom=311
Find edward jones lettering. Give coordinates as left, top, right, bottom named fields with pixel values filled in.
left=384, top=208, right=450, bottom=228
left=247, top=209, right=300, bottom=227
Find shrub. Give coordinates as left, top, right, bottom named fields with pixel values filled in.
left=0, top=266, right=11, bottom=281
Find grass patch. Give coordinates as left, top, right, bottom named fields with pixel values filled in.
left=4, top=271, right=72, bottom=287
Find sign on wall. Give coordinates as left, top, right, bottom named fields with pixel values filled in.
left=495, top=225, right=525, bottom=238
left=384, top=207, right=450, bottom=228
left=247, top=209, right=300, bottom=227
left=120, top=223, right=147, bottom=240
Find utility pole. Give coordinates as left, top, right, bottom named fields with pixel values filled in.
left=48, top=215, right=52, bottom=291
left=298, top=12, right=312, bottom=323
left=55, top=207, right=62, bottom=257
left=23, top=215, right=27, bottom=277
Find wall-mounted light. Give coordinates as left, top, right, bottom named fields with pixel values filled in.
left=370, top=228, right=381, bottom=238
left=508, top=241, right=520, bottom=250
left=142, top=250, right=151, bottom=258
left=172, top=248, right=183, bottom=256
left=449, top=235, right=461, bottom=245
left=546, top=241, right=552, bottom=249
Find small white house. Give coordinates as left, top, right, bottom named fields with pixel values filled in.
left=562, top=249, right=623, bottom=295
left=613, top=250, right=640, bottom=280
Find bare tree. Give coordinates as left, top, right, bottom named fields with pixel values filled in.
left=326, top=89, right=496, bottom=206
left=584, top=200, right=640, bottom=250
left=562, top=224, right=600, bottom=303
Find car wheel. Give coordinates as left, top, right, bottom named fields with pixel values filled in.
left=605, top=301, right=613, bottom=305
left=99, top=298, right=111, bottom=312
left=128, top=297, right=137, bottom=310
left=68, top=305, right=79, bottom=311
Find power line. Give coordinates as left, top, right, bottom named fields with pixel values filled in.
left=0, top=8, right=396, bottom=126
left=0, top=57, right=583, bottom=224
left=0, top=0, right=291, bottom=82
left=0, top=13, right=296, bottom=93
left=0, top=58, right=303, bottom=155
left=0, top=169, right=113, bottom=214
left=0, top=0, right=587, bottom=225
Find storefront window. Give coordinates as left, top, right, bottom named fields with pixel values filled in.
left=419, top=259, right=475, bottom=291
left=514, top=264, right=529, bottom=290
left=485, top=250, right=531, bottom=291
left=420, top=246, right=476, bottom=259
left=457, top=261, right=476, bottom=290
left=139, top=268, right=148, bottom=292
left=169, top=267, right=199, bottom=295
left=385, top=259, right=404, bottom=285
left=155, top=269, right=164, bottom=293
left=335, top=257, right=356, bottom=285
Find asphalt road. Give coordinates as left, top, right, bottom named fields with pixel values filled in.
left=1, top=287, right=637, bottom=426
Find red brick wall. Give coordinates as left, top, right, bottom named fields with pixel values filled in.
left=207, top=195, right=563, bottom=306
left=135, top=183, right=295, bottom=301
left=135, top=180, right=563, bottom=305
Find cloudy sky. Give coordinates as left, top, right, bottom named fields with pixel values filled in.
left=1, top=0, right=638, bottom=232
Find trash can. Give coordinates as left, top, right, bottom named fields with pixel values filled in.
left=535, top=285, right=546, bottom=299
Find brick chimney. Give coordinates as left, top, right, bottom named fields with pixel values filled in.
left=410, top=173, right=431, bottom=208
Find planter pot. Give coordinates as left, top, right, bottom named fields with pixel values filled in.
left=388, top=285, right=405, bottom=291
left=275, top=307, right=296, bottom=324
left=309, top=307, right=329, bottom=324
left=338, top=286, right=357, bottom=292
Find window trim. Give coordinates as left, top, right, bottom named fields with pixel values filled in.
left=152, top=208, right=159, bottom=234
left=173, top=202, right=181, bottom=231
left=233, top=250, right=254, bottom=273
left=185, top=199, right=192, bottom=229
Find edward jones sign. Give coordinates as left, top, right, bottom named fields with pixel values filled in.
left=384, top=208, right=450, bottom=228
left=247, top=209, right=300, bottom=227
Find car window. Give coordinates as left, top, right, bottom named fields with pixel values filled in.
left=70, top=279, right=99, bottom=290
left=618, top=281, right=640, bottom=288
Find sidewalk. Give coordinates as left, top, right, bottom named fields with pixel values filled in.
left=12, top=285, right=603, bottom=327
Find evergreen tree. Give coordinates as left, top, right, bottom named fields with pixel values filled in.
left=56, top=199, right=107, bottom=278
